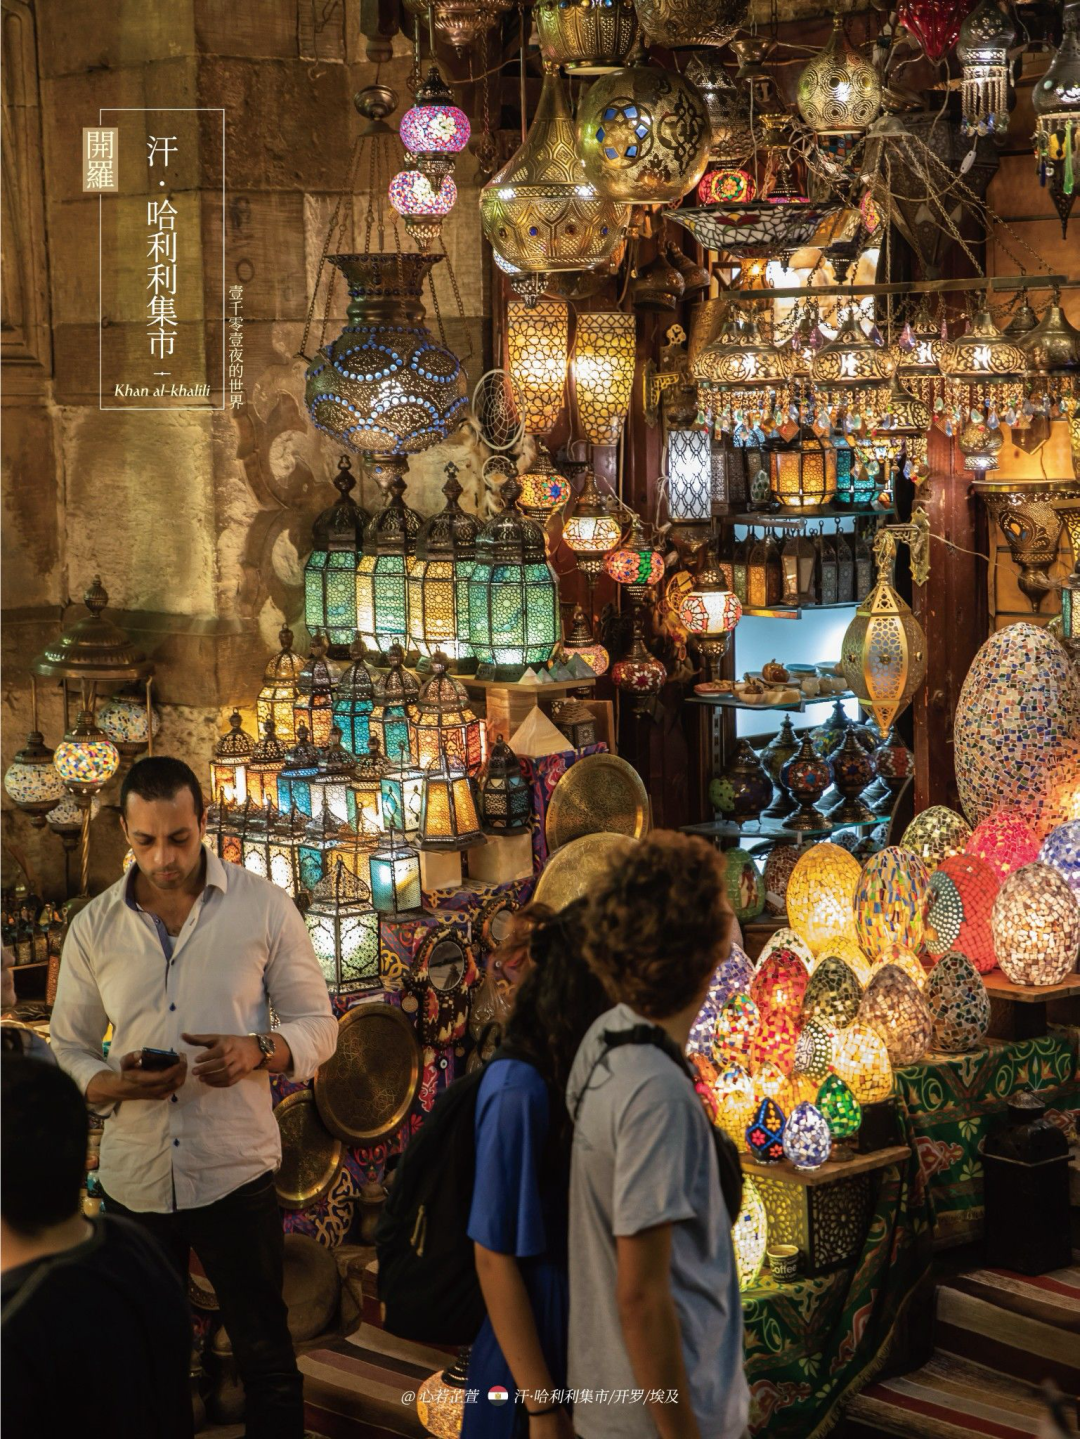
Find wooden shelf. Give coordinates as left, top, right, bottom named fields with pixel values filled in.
left=687, top=689, right=856, bottom=713
left=717, top=504, right=896, bottom=525
left=982, top=970, right=1080, bottom=1005
left=681, top=814, right=881, bottom=842
left=741, top=1144, right=910, bottom=1187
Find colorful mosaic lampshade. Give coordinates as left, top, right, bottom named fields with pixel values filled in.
left=573, top=311, right=637, bottom=446
left=827, top=935, right=876, bottom=987
left=352, top=735, right=392, bottom=832
left=418, top=750, right=485, bottom=852
left=714, top=846, right=764, bottom=922
left=304, top=858, right=380, bottom=995
left=756, top=929, right=815, bottom=974
left=246, top=720, right=289, bottom=810
left=926, top=950, right=991, bottom=1052
left=611, top=608, right=668, bottom=711
left=357, top=476, right=421, bottom=664
left=802, top=954, right=863, bottom=1028
left=679, top=546, right=742, bottom=685
left=1040, top=819, right=1080, bottom=900
left=763, top=845, right=800, bottom=916
left=4, top=731, right=65, bottom=823
left=276, top=724, right=320, bottom=819
left=410, top=656, right=484, bottom=777
left=792, top=1020, right=836, bottom=1083
left=782, top=1101, right=832, bottom=1170
left=751, top=948, right=809, bottom=1019
left=53, top=711, right=120, bottom=797
left=745, top=1097, right=786, bottom=1162
left=332, top=636, right=376, bottom=756
left=604, top=514, right=665, bottom=600
left=832, top=1021, right=893, bottom=1103
left=881, top=944, right=930, bottom=992
left=507, top=300, right=569, bottom=435
left=369, top=645, right=420, bottom=769
left=767, top=426, right=838, bottom=512
left=369, top=831, right=424, bottom=915
left=399, top=66, right=471, bottom=170
left=714, top=991, right=760, bottom=1067
left=991, top=861, right=1080, bottom=986
left=854, top=845, right=931, bottom=958
left=815, top=1072, right=861, bottom=1139
left=293, top=634, right=341, bottom=749
left=901, top=806, right=973, bottom=869
left=786, top=843, right=862, bottom=955
left=517, top=444, right=572, bottom=523
left=467, top=479, right=560, bottom=681
left=924, top=852, right=999, bottom=972
left=257, top=627, right=304, bottom=746
left=732, top=1176, right=768, bottom=1289
left=97, top=687, right=160, bottom=764
left=479, top=736, right=532, bottom=835
left=688, top=946, right=755, bottom=1058
left=965, top=809, right=1041, bottom=881
left=857, top=963, right=932, bottom=1066
left=389, top=168, right=458, bottom=250
left=408, top=464, right=480, bottom=674
left=209, top=711, right=254, bottom=807
left=304, top=457, right=369, bottom=655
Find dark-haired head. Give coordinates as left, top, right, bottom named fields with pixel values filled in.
left=120, top=756, right=207, bottom=895
left=121, top=756, right=204, bottom=821
left=2, top=1056, right=88, bottom=1236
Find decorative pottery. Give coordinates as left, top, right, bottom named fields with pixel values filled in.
left=718, top=738, right=774, bottom=822
left=721, top=847, right=766, bottom=921
left=762, top=716, right=800, bottom=818
left=828, top=730, right=875, bottom=824
left=781, top=735, right=833, bottom=832
left=925, top=951, right=991, bottom=1052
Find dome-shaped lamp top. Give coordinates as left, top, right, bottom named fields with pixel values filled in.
left=263, top=626, right=305, bottom=685
left=796, top=16, right=882, bottom=136
left=474, top=479, right=550, bottom=566
left=957, top=0, right=1017, bottom=63
left=336, top=634, right=376, bottom=703
left=355, top=733, right=393, bottom=781
left=214, top=711, right=255, bottom=763
left=375, top=644, right=421, bottom=706
left=363, top=476, right=422, bottom=557
left=296, top=633, right=341, bottom=696
left=414, top=463, right=480, bottom=560
left=32, top=575, right=152, bottom=684
left=311, top=456, right=370, bottom=550
left=1033, top=1, right=1080, bottom=121
left=400, top=65, right=471, bottom=157
left=945, top=306, right=1026, bottom=380
left=251, top=718, right=289, bottom=767
left=282, top=722, right=320, bottom=773
left=413, top=654, right=480, bottom=725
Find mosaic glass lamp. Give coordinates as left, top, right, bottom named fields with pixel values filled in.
left=304, top=456, right=369, bottom=656
left=352, top=735, right=392, bottom=832
left=332, top=636, right=376, bottom=756
left=679, top=546, right=742, bottom=686
left=370, top=829, right=424, bottom=915
left=479, top=736, right=532, bottom=835
left=767, top=426, right=838, bottom=512
left=51, top=711, right=119, bottom=797
left=293, top=634, right=340, bottom=749
left=257, top=627, right=304, bottom=746
left=573, top=311, right=637, bottom=446
left=304, top=859, right=380, bottom=995
left=308, top=727, right=358, bottom=826
left=782, top=1101, right=832, bottom=1170
left=506, top=300, right=569, bottom=435
left=924, top=851, right=999, bottom=971
left=1040, top=819, right=1080, bottom=900
left=611, top=608, right=667, bottom=712
left=832, top=1021, right=892, bottom=1103
left=517, top=444, right=572, bottom=523
left=966, top=809, right=1041, bottom=881
left=562, top=605, right=609, bottom=678
left=389, top=167, right=458, bottom=250
left=276, top=724, right=320, bottom=818
left=467, top=479, right=560, bottom=681
left=750, top=948, right=809, bottom=1019
left=407, top=463, right=480, bottom=674
left=792, top=1019, right=836, bottom=1083
left=815, top=1073, right=861, bottom=1139
left=901, top=806, right=972, bottom=869
left=410, top=655, right=484, bottom=776
left=399, top=65, right=471, bottom=180
left=4, top=730, right=65, bottom=825
left=854, top=845, right=932, bottom=958
left=857, top=963, right=933, bottom=1066
left=925, top=950, right=991, bottom=1052
left=369, top=645, right=420, bottom=768
left=246, top=720, right=289, bottom=810
left=991, top=861, right=1080, bottom=986
left=604, top=514, right=666, bottom=608
left=732, top=1176, right=768, bottom=1290
left=563, top=469, right=624, bottom=601
left=356, top=475, right=422, bottom=664
left=209, top=711, right=254, bottom=807
left=418, top=750, right=485, bottom=851
left=802, top=954, right=863, bottom=1029
left=98, top=686, right=161, bottom=766
left=780, top=735, right=833, bottom=833
left=786, top=842, right=862, bottom=955
left=713, top=992, right=760, bottom=1067
left=745, top=1097, right=786, bottom=1162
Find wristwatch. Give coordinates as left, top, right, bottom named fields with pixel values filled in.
left=249, top=1032, right=276, bottom=1070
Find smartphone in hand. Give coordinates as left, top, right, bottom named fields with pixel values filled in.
left=140, top=1047, right=181, bottom=1071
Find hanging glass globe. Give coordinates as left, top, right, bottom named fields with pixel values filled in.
left=4, top=731, right=65, bottom=824
left=399, top=66, right=471, bottom=183
left=54, top=711, right=120, bottom=796
left=389, top=168, right=458, bottom=251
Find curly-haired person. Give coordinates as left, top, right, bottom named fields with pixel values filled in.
left=566, top=831, right=749, bottom=1439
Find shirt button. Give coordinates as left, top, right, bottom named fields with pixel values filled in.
left=171, top=1095, right=178, bottom=1104
left=169, top=1003, right=176, bottom=1012
left=173, top=1138, right=180, bottom=1147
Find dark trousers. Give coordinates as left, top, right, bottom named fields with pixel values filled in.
left=104, top=1171, right=303, bottom=1439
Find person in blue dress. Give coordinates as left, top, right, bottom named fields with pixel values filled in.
left=463, top=900, right=609, bottom=1439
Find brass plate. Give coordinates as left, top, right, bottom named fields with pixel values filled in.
left=533, top=832, right=637, bottom=911
left=314, top=1001, right=422, bottom=1146
left=274, top=1089, right=343, bottom=1212
left=545, top=753, right=649, bottom=853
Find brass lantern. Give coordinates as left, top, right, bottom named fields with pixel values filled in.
left=410, top=654, right=485, bottom=776
left=257, top=627, right=304, bottom=746
left=534, top=0, right=638, bottom=73
left=293, top=633, right=341, bottom=749
left=402, top=0, right=512, bottom=54
left=332, top=636, right=376, bottom=755
left=684, top=52, right=755, bottom=164
left=304, top=456, right=369, bottom=657
left=356, top=475, right=422, bottom=665
left=767, top=427, right=838, bottom=511
left=479, top=736, right=533, bottom=834
left=694, top=311, right=793, bottom=391
left=813, top=310, right=895, bottom=424
left=573, top=311, right=638, bottom=447
left=957, top=0, right=1016, bottom=138
left=796, top=16, right=882, bottom=137
left=840, top=529, right=927, bottom=733
left=210, top=712, right=254, bottom=807
left=407, top=464, right=480, bottom=674
left=507, top=301, right=569, bottom=435
left=634, top=0, right=747, bottom=49
left=247, top=720, right=289, bottom=810
left=304, top=859, right=380, bottom=996
left=1018, top=292, right=1080, bottom=376
left=418, top=749, right=485, bottom=852
left=352, top=735, right=393, bottom=832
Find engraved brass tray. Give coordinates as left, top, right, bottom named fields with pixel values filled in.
left=314, top=1001, right=422, bottom=1146
left=545, top=753, right=649, bottom=852
left=533, top=832, right=638, bottom=910
left=274, top=1089, right=343, bottom=1211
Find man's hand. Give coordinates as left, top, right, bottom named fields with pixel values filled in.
left=85, top=1051, right=188, bottom=1106
left=182, top=1032, right=263, bottom=1087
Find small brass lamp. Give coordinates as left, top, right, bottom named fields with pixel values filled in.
left=247, top=719, right=289, bottom=810
left=479, top=736, right=533, bottom=834
left=210, top=711, right=254, bottom=807
left=293, top=633, right=340, bottom=748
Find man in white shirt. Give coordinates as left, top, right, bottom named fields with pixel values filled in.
left=51, top=756, right=338, bottom=1439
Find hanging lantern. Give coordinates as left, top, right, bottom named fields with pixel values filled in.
left=665, top=425, right=712, bottom=529
left=97, top=686, right=160, bottom=767
left=208, top=799, right=301, bottom=895
left=389, top=168, right=458, bottom=251
left=958, top=418, right=1003, bottom=472
left=507, top=301, right=569, bottom=435
left=534, top=0, right=639, bottom=73
left=1032, top=0, right=1080, bottom=237
left=957, top=0, right=1016, bottom=138
left=410, top=654, right=484, bottom=776
left=407, top=464, right=479, bottom=674
left=369, top=644, right=420, bottom=766
left=695, top=312, right=793, bottom=392
left=332, top=636, right=376, bottom=756
left=209, top=711, right=253, bottom=807
left=840, top=530, right=927, bottom=733
left=873, top=374, right=932, bottom=479
left=257, top=627, right=304, bottom=746
left=468, top=479, right=560, bottom=682
left=517, top=444, right=572, bottom=522
left=50, top=711, right=118, bottom=797
left=991, top=860, right=1080, bottom=985
left=812, top=310, right=896, bottom=425
left=304, top=254, right=468, bottom=458
left=679, top=546, right=742, bottom=687
left=943, top=306, right=1026, bottom=422
left=480, top=67, right=629, bottom=274
left=418, top=750, right=485, bottom=851
left=796, top=16, right=882, bottom=137
left=685, top=51, right=755, bottom=164
left=604, top=514, right=666, bottom=607
left=1018, top=291, right=1080, bottom=375
left=611, top=608, right=667, bottom=712
left=767, top=426, right=838, bottom=511
left=304, top=456, right=369, bottom=656
left=576, top=48, right=711, bottom=204
left=352, top=735, right=393, bottom=832
left=4, top=730, right=65, bottom=825
left=304, top=859, right=380, bottom=996
left=369, top=831, right=424, bottom=915
left=891, top=302, right=944, bottom=409
left=563, top=469, right=625, bottom=594
left=357, top=474, right=422, bottom=665
left=276, top=724, right=321, bottom=819
left=573, top=311, right=638, bottom=446
left=897, top=0, right=975, bottom=64
left=400, top=65, right=470, bottom=182
left=247, top=720, right=288, bottom=810
left=479, top=735, right=532, bottom=834
left=293, top=633, right=340, bottom=748
left=562, top=604, right=610, bottom=678
left=710, top=429, right=751, bottom=516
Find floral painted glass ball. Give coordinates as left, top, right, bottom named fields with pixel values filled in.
left=833, top=1021, right=893, bottom=1103
left=816, top=1072, right=862, bottom=1139
left=802, top=954, right=862, bottom=1028
left=900, top=806, right=972, bottom=869
left=763, top=845, right=801, bottom=915
left=991, top=861, right=1080, bottom=986
left=745, top=1096, right=786, bottom=1162
left=923, top=853, right=999, bottom=972
left=786, top=843, right=862, bottom=956
left=857, top=963, right=933, bottom=1066
left=965, top=809, right=1040, bottom=882
left=713, top=991, right=760, bottom=1065
left=925, top=950, right=991, bottom=1052
left=782, top=1101, right=832, bottom=1170
left=755, top=928, right=815, bottom=973
left=793, top=1019, right=835, bottom=1081
left=732, top=1176, right=768, bottom=1289
left=1039, top=819, right=1080, bottom=901
left=721, top=847, right=766, bottom=921
left=854, top=846, right=931, bottom=958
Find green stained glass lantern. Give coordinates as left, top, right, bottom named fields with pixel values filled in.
left=479, top=735, right=533, bottom=834
left=293, top=633, right=341, bottom=749
left=356, top=472, right=421, bottom=664
left=304, top=858, right=381, bottom=995
left=369, top=643, right=419, bottom=767
left=370, top=829, right=424, bottom=915
left=247, top=719, right=288, bottom=809
left=419, top=750, right=486, bottom=851
left=407, top=462, right=480, bottom=674
left=352, top=735, right=393, bottom=831
left=257, top=627, right=304, bottom=746
left=309, top=727, right=358, bottom=826
left=410, top=654, right=484, bottom=777
left=468, top=478, right=560, bottom=681
left=210, top=711, right=254, bottom=807
left=304, top=456, right=370, bottom=657
left=277, top=723, right=320, bottom=818
left=332, top=635, right=375, bottom=756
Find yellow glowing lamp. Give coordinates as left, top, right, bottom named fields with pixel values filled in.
left=833, top=1021, right=893, bottom=1104
left=507, top=300, right=569, bottom=435
left=841, top=528, right=927, bottom=733
left=573, top=311, right=637, bottom=446
left=785, top=842, right=862, bottom=956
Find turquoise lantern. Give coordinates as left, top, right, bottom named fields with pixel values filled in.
left=369, top=643, right=419, bottom=767
left=332, top=634, right=376, bottom=756
left=407, top=462, right=480, bottom=674
left=356, top=466, right=421, bottom=665
left=304, top=456, right=370, bottom=657
left=277, top=723, right=320, bottom=817
left=468, top=478, right=560, bottom=681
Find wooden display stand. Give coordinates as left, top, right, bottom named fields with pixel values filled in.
left=983, top=969, right=1080, bottom=1041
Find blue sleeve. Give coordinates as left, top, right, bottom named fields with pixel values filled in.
left=467, top=1059, right=550, bottom=1258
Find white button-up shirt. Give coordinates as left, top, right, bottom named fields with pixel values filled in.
left=51, top=847, right=338, bottom=1214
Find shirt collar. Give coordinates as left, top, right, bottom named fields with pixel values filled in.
left=124, top=844, right=228, bottom=911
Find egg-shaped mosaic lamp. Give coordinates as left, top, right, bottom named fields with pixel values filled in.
left=991, top=861, right=1080, bottom=986
left=792, top=1019, right=835, bottom=1083
left=755, top=928, right=815, bottom=974
left=467, top=479, right=560, bottom=681
left=926, top=951, right=991, bottom=1053
left=745, top=1096, right=786, bottom=1162
left=786, top=842, right=862, bottom=955
left=719, top=845, right=766, bottom=921
left=802, top=954, right=863, bottom=1029
left=857, top=963, right=933, bottom=1066
left=965, top=809, right=1041, bottom=881
left=4, top=731, right=65, bottom=824
left=407, top=463, right=480, bottom=674
left=356, top=475, right=422, bottom=665
left=209, top=711, right=254, bottom=808
left=1040, top=819, right=1080, bottom=900
left=304, top=456, right=370, bottom=655
left=732, top=1176, right=768, bottom=1289
left=833, top=1021, right=893, bottom=1104
left=782, top=1101, right=832, bottom=1170
left=816, top=1072, right=862, bottom=1140
left=714, top=991, right=760, bottom=1067
left=763, top=844, right=800, bottom=916
left=750, top=948, right=809, bottom=1018
left=854, top=845, right=931, bottom=958
left=257, top=627, right=304, bottom=747
left=923, top=852, right=999, bottom=971
left=901, top=806, right=973, bottom=869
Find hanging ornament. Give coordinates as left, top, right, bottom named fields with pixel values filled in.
left=897, top=0, right=975, bottom=63
left=611, top=608, right=667, bottom=713
left=957, top=0, right=1016, bottom=138
left=534, top=0, right=639, bottom=73
left=399, top=65, right=471, bottom=187
left=1032, top=0, right=1080, bottom=237
left=796, top=17, right=882, bottom=137
left=841, top=528, right=927, bottom=734
left=389, top=168, right=458, bottom=250
left=685, top=52, right=755, bottom=164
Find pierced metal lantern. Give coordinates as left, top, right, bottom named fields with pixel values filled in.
left=408, top=464, right=479, bottom=674
left=208, top=799, right=304, bottom=898
left=943, top=306, right=1026, bottom=397
left=534, top=0, right=639, bottom=73
left=468, top=479, right=560, bottom=681
left=210, top=711, right=254, bottom=807
left=419, top=750, right=485, bottom=851
left=573, top=311, right=638, bottom=446
left=304, top=858, right=380, bottom=995
left=293, top=633, right=340, bottom=748
left=309, top=728, right=358, bottom=826
left=298, top=805, right=356, bottom=892
left=4, top=731, right=65, bottom=825
left=480, top=735, right=533, bottom=835
left=767, top=427, right=838, bottom=511
left=332, top=635, right=376, bottom=756
left=841, top=530, right=927, bottom=733
left=410, top=654, right=484, bottom=776
left=665, top=425, right=711, bottom=528
left=507, top=301, right=569, bottom=435
left=796, top=16, right=882, bottom=136
left=369, top=644, right=420, bottom=766
left=813, top=311, right=895, bottom=424
left=1032, top=0, right=1080, bottom=236
left=380, top=758, right=427, bottom=839
left=276, top=724, right=321, bottom=818
left=304, top=456, right=369, bottom=656
left=710, top=430, right=751, bottom=515
left=257, top=627, right=304, bottom=746
left=369, top=830, right=424, bottom=915
left=357, top=475, right=422, bottom=664
left=695, top=311, right=793, bottom=390
left=957, top=0, right=1016, bottom=137
left=352, top=735, right=393, bottom=832
left=247, top=720, right=289, bottom=809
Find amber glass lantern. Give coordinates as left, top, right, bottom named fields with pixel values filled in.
left=332, top=636, right=375, bottom=756
left=210, top=712, right=254, bottom=807
left=418, top=750, right=485, bottom=851
left=507, top=300, right=569, bottom=435
left=573, top=311, right=637, bottom=446
left=293, top=633, right=341, bottom=748
left=767, top=427, right=838, bottom=511
left=208, top=799, right=304, bottom=898
left=786, top=842, right=861, bottom=956
left=351, top=735, right=392, bottom=832
left=356, top=474, right=422, bottom=664
left=563, top=468, right=624, bottom=604
left=369, top=644, right=420, bottom=767
left=410, top=654, right=484, bottom=776
left=407, top=464, right=480, bottom=674
left=304, top=456, right=370, bottom=656
left=479, top=736, right=533, bottom=834
left=247, top=720, right=288, bottom=810
left=257, top=627, right=304, bottom=746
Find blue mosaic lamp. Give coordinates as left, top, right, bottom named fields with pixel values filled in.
left=468, top=478, right=560, bottom=681
left=781, top=1100, right=832, bottom=1170
left=304, top=456, right=369, bottom=657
